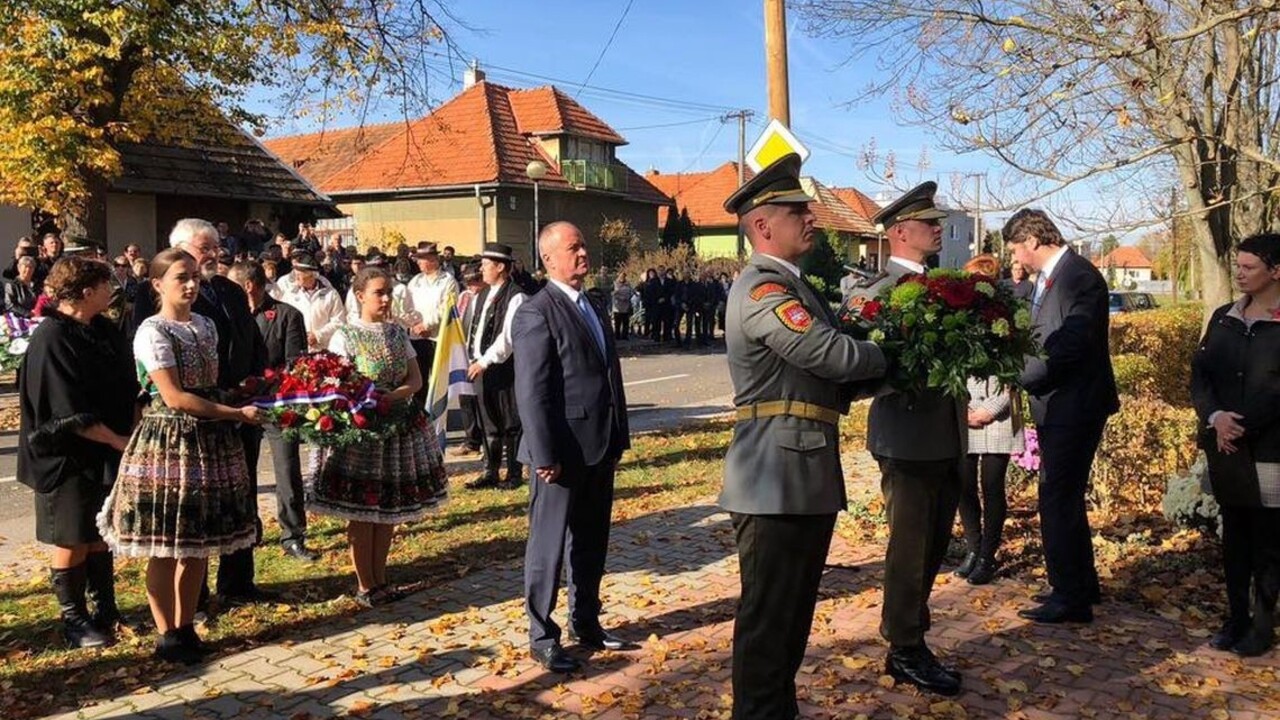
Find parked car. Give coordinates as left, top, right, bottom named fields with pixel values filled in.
left=1109, top=291, right=1157, bottom=314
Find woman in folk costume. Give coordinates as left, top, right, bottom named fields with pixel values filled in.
left=310, top=266, right=448, bottom=607
left=98, top=248, right=263, bottom=664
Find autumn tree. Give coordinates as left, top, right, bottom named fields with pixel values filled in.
left=796, top=0, right=1280, bottom=317
left=0, top=0, right=465, bottom=243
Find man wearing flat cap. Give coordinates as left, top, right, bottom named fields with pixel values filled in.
left=275, top=251, right=347, bottom=353
left=465, top=243, right=527, bottom=489
left=846, top=181, right=967, bottom=696
left=404, top=241, right=460, bottom=408
left=721, top=153, right=887, bottom=720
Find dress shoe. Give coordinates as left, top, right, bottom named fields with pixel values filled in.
left=465, top=474, right=501, bottom=490
left=220, top=586, right=281, bottom=609
left=1210, top=619, right=1250, bottom=651
left=500, top=475, right=526, bottom=490
left=1017, top=600, right=1093, bottom=624
left=532, top=643, right=581, bottom=673
left=953, top=552, right=978, bottom=579
left=886, top=646, right=962, bottom=696
left=966, top=557, right=998, bottom=586
left=569, top=626, right=636, bottom=651
left=1232, top=629, right=1275, bottom=658
left=154, top=630, right=203, bottom=665
left=1032, top=589, right=1101, bottom=605
left=282, top=540, right=320, bottom=562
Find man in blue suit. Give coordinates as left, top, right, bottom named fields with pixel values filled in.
left=514, top=221, right=632, bottom=673
left=1006, top=209, right=1119, bottom=624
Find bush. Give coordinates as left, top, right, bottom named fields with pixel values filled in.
left=1090, top=394, right=1199, bottom=514
left=1109, top=305, right=1201, bottom=407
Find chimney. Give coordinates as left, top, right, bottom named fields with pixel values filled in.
left=464, top=60, right=485, bottom=89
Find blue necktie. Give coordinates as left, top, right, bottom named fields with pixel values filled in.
left=577, top=294, right=607, bottom=356
left=1031, top=274, right=1046, bottom=313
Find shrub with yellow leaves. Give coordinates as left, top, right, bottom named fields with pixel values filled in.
left=1108, top=304, right=1202, bottom=407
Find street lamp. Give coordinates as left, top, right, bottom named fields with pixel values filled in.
left=526, top=160, right=548, bottom=270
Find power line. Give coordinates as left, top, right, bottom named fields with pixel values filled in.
left=575, top=0, right=635, bottom=99
left=616, top=116, right=724, bottom=131
left=481, top=63, right=741, bottom=114
left=680, top=121, right=727, bottom=173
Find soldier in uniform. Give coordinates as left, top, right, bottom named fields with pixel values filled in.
left=846, top=182, right=967, bottom=696
left=721, top=153, right=887, bottom=720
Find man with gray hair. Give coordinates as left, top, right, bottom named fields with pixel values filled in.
left=133, top=218, right=270, bottom=610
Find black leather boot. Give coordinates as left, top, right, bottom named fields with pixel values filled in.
left=84, top=551, right=121, bottom=633
left=967, top=555, right=999, bottom=585
left=953, top=552, right=978, bottom=578
left=51, top=565, right=111, bottom=649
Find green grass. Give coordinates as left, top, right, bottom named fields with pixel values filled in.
left=0, top=421, right=733, bottom=720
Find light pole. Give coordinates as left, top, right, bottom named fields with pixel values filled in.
left=526, top=160, right=548, bottom=270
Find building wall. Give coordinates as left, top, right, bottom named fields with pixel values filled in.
left=336, top=194, right=497, bottom=254
left=938, top=209, right=976, bottom=269
left=106, top=193, right=156, bottom=254
left=493, top=187, right=660, bottom=267
left=0, top=205, right=32, bottom=261
left=693, top=229, right=742, bottom=259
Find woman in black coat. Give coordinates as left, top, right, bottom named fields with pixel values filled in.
left=17, top=256, right=141, bottom=648
left=1191, top=232, right=1280, bottom=657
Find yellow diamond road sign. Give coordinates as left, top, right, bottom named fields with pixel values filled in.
left=746, top=118, right=810, bottom=172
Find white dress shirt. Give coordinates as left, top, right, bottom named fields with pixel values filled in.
left=472, top=280, right=526, bottom=368
left=278, top=280, right=346, bottom=351
left=888, top=256, right=928, bottom=274
left=404, top=271, right=460, bottom=341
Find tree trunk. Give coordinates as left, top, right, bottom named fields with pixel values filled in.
left=61, top=172, right=110, bottom=250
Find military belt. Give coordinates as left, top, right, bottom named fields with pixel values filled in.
left=735, top=400, right=841, bottom=426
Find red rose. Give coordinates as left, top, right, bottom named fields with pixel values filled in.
left=332, top=398, right=350, bottom=412
left=860, top=299, right=884, bottom=322
left=317, top=415, right=336, bottom=432
left=264, top=310, right=277, bottom=321
left=352, top=412, right=370, bottom=429
left=240, top=376, right=262, bottom=394
left=278, top=409, right=300, bottom=428
left=939, top=281, right=977, bottom=309
left=263, top=368, right=277, bottom=381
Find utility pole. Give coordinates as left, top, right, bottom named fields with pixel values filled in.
left=764, top=0, right=790, bottom=126
left=724, top=109, right=755, bottom=259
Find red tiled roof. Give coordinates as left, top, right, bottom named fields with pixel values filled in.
left=647, top=162, right=751, bottom=229
left=264, top=81, right=665, bottom=205
left=646, top=162, right=876, bottom=236
left=830, top=186, right=882, bottom=222
left=508, top=87, right=627, bottom=144
left=1095, top=246, right=1152, bottom=269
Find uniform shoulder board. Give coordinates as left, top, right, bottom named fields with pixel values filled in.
left=853, top=271, right=888, bottom=289
left=749, top=280, right=791, bottom=301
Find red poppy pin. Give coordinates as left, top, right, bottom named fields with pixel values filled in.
left=1044, top=278, right=1054, bottom=291
left=264, top=310, right=277, bottom=321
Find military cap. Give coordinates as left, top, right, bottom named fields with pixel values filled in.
left=873, top=181, right=948, bottom=230
left=722, top=153, right=812, bottom=215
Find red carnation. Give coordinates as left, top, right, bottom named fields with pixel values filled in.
left=317, top=415, right=336, bottom=432
left=351, top=412, right=370, bottom=429
left=332, top=397, right=350, bottom=412
left=279, top=409, right=300, bottom=428
left=860, top=299, right=884, bottom=322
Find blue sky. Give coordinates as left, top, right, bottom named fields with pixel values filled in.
left=267, top=1, right=992, bottom=204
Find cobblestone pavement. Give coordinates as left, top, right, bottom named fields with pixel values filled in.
left=42, top=496, right=1280, bottom=720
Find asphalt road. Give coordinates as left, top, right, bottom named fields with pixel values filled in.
left=0, top=344, right=733, bottom=552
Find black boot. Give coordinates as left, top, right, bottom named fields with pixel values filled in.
left=51, top=565, right=111, bottom=649
left=154, top=629, right=202, bottom=665
left=967, top=555, right=999, bottom=585
left=953, top=552, right=978, bottom=579
left=84, top=551, right=121, bottom=633
left=177, top=623, right=212, bottom=657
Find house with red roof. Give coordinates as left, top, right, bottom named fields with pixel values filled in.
left=1094, top=246, right=1154, bottom=286
left=644, top=162, right=881, bottom=260
left=264, top=67, right=670, bottom=264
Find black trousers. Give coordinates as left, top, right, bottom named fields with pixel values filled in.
left=698, top=308, right=716, bottom=342
left=878, top=456, right=961, bottom=648
left=215, top=424, right=262, bottom=596
left=612, top=311, right=631, bottom=340
left=958, top=453, right=1011, bottom=559
left=476, top=378, right=522, bottom=480
left=730, top=512, right=836, bottom=720
left=244, top=426, right=307, bottom=545
left=1220, top=506, right=1280, bottom=633
left=524, top=461, right=616, bottom=650
left=459, top=393, right=484, bottom=450
left=1036, top=421, right=1105, bottom=607
left=410, top=338, right=435, bottom=410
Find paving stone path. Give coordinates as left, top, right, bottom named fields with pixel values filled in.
left=41, top=493, right=1280, bottom=720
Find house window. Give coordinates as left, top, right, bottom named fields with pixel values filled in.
left=564, top=137, right=609, bottom=163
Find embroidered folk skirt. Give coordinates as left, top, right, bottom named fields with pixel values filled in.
left=97, top=410, right=257, bottom=558
left=308, top=419, right=448, bottom=524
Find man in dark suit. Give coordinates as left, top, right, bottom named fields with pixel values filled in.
left=721, top=154, right=887, bottom=719
left=135, top=219, right=272, bottom=606
left=229, top=260, right=318, bottom=562
left=1005, top=209, right=1119, bottom=624
left=847, top=182, right=967, bottom=696
left=514, top=220, right=632, bottom=674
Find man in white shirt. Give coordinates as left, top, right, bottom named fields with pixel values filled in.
left=465, top=243, right=527, bottom=489
left=275, top=253, right=347, bottom=352
left=404, top=241, right=459, bottom=408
